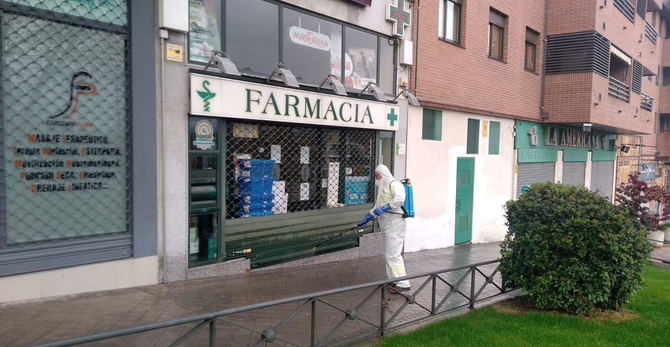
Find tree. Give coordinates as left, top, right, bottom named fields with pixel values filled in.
left=615, top=172, right=670, bottom=231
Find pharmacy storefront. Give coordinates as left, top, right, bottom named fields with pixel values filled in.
left=186, top=73, right=398, bottom=269
left=515, top=121, right=616, bottom=200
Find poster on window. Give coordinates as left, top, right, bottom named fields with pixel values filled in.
left=189, top=0, right=222, bottom=63
left=3, top=0, right=128, bottom=26
left=2, top=14, right=128, bottom=245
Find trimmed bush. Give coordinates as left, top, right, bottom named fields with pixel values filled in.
left=500, top=183, right=651, bottom=314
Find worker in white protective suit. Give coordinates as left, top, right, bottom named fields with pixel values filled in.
left=357, top=164, right=411, bottom=293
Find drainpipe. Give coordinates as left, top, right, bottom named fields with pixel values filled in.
left=539, top=0, right=549, bottom=122
left=412, top=0, right=420, bottom=95
left=158, top=28, right=168, bottom=283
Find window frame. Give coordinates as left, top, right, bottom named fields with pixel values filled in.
left=422, top=108, right=443, bottom=141
left=524, top=28, right=539, bottom=72
left=488, top=8, right=506, bottom=61
left=438, top=0, right=462, bottom=45
left=187, top=0, right=397, bottom=94
left=466, top=118, right=480, bottom=154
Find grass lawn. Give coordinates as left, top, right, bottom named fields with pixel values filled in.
left=382, top=265, right=670, bottom=346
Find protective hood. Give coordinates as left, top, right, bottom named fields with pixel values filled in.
left=375, top=164, right=395, bottom=189
left=374, top=164, right=405, bottom=212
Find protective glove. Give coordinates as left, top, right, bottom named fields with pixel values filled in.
left=371, top=204, right=392, bottom=218
left=357, top=213, right=374, bottom=227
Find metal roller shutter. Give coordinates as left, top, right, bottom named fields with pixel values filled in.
left=562, top=162, right=585, bottom=186
left=590, top=161, right=615, bottom=201
left=517, top=162, right=555, bottom=197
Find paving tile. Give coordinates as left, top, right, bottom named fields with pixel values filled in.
left=0, top=242, right=505, bottom=346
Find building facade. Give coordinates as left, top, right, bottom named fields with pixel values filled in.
left=159, top=0, right=415, bottom=282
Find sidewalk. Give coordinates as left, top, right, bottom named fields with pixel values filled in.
left=652, top=244, right=670, bottom=269
left=0, top=242, right=502, bottom=346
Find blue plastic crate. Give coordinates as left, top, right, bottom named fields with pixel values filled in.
left=238, top=193, right=275, bottom=205
left=236, top=210, right=274, bottom=218
left=238, top=177, right=274, bottom=196
left=237, top=201, right=275, bottom=213
left=238, top=159, right=275, bottom=177
left=345, top=176, right=370, bottom=205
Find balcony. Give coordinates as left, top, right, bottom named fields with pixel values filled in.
left=645, top=22, right=658, bottom=45
left=608, top=77, right=630, bottom=102
left=640, top=93, right=654, bottom=111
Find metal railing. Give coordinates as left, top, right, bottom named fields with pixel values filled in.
left=641, top=93, right=654, bottom=111
left=645, top=22, right=658, bottom=45
left=609, top=77, right=631, bottom=102
left=38, top=259, right=513, bottom=347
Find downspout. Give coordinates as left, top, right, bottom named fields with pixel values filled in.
left=539, top=0, right=549, bottom=122
left=412, top=0, right=420, bottom=95
left=158, top=28, right=168, bottom=283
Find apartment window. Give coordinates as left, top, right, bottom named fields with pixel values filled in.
left=525, top=28, right=538, bottom=72
left=467, top=118, right=480, bottom=154
left=422, top=109, right=442, bottom=141
left=438, top=0, right=461, bottom=44
left=660, top=114, right=670, bottom=132
left=609, top=46, right=630, bottom=83
left=488, top=9, right=506, bottom=60
left=488, top=121, right=500, bottom=155
left=662, top=67, right=670, bottom=86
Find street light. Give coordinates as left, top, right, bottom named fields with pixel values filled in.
left=268, top=63, right=300, bottom=88
left=359, top=82, right=386, bottom=101
left=203, top=51, right=241, bottom=76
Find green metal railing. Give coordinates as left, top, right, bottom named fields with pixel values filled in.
left=39, top=259, right=513, bottom=347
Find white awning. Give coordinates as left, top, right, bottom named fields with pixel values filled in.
left=610, top=45, right=631, bottom=65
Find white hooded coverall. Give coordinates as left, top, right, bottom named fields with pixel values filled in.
left=373, top=165, right=411, bottom=289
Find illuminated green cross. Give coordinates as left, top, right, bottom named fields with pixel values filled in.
left=387, top=0, right=412, bottom=37
left=387, top=108, right=398, bottom=126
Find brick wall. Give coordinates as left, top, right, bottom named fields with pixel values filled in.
left=412, top=0, right=545, bottom=120
left=546, top=0, right=597, bottom=35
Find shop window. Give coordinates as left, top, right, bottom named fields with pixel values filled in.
left=379, top=131, right=394, bottom=170
left=225, top=0, right=279, bottom=75
left=224, top=121, right=377, bottom=219
left=489, top=121, right=500, bottom=155
left=660, top=114, right=670, bottom=132
left=488, top=9, right=506, bottom=61
left=438, top=0, right=462, bottom=44
left=1, top=12, right=130, bottom=246
left=609, top=46, right=630, bottom=83
left=188, top=0, right=396, bottom=94
left=345, top=27, right=378, bottom=90
left=663, top=67, right=670, bottom=85
left=282, top=8, right=342, bottom=85
left=378, top=37, right=396, bottom=95
left=188, top=0, right=222, bottom=63
left=467, top=118, right=480, bottom=154
left=525, top=28, right=538, bottom=72
left=422, top=108, right=442, bottom=141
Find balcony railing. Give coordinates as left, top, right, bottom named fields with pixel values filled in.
left=609, top=77, right=630, bottom=102
left=614, top=0, right=635, bottom=22
left=641, top=93, right=654, bottom=111
left=645, top=22, right=658, bottom=45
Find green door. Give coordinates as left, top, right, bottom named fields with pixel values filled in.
left=455, top=157, right=475, bottom=244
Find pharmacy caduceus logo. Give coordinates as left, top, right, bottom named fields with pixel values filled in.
left=197, top=80, right=216, bottom=112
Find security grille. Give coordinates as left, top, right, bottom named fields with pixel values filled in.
left=0, top=1, right=130, bottom=248
left=517, top=162, right=555, bottom=197
left=562, top=162, right=586, bottom=186
left=591, top=161, right=614, bottom=201
left=224, top=120, right=376, bottom=220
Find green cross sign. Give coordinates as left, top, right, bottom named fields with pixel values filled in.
left=386, top=0, right=412, bottom=37
left=387, top=108, right=398, bottom=126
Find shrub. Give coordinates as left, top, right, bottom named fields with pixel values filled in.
left=616, top=172, right=670, bottom=231
left=500, top=182, right=652, bottom=314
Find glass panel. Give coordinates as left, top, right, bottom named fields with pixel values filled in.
left=422, top=109, right=435, bottom=140
left=525, top=42, right=536, bottom=71
left=379, top=131, right=393, bottom=170
left=467, top=119, right=480, bottom=154
left=282, top=8, right=342, bottom=85
left=446, top=1, right=460, bottom=42
left=379, top=37, right=395, bottom=95
left=189, top=117, right=219, bottom=151
left=226, top=0, right=279, bottom=75
left=489, top=121, right=500, bottom=155
left=2, top=14, right=128, bottom=245
left=345, top=27, right=378, bottom=90
left=489, top=24, right=503, bottom=60
left=189, top=213, right=219, bottom=266
left=189, top=0, right=222, bottom=63
left=225, top=122, right=376, bottom=218
left=438, top=0, right=445, bottom=38
left=4, top=0, right=128, bottom=25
